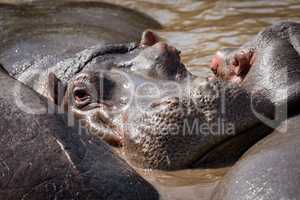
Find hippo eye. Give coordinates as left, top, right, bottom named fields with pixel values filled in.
left=73, top=88, right=89, bottom=101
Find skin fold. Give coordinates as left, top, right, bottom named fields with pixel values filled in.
left=0, top=68, right=159, bottom=200
left=123, top=22, right=300, bottom=170
left=48, top=31, right=190, bottom=146
left=47, top=22, right=300, bottom=171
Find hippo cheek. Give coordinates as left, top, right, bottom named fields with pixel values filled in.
left=120, top=97, right=219, bottom=170
left=71, top=106, right=123, bottom=147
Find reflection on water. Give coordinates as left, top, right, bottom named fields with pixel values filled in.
left=109, top=1, right=300, bottom=199
left=103, top=0, right=300, bottom=74
left=2, top=0, right=300, bottom=199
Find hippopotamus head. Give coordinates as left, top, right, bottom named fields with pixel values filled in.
left=123, top=23, right=300, bottom=170
left=47, top=30, right=192, bottom=147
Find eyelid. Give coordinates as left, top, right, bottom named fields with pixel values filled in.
left=73, top=87, right=90, bottom=101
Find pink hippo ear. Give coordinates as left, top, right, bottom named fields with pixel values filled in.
left=231, top=50, right=255, bottom=78
left=140, top=30, right=160, bottom=47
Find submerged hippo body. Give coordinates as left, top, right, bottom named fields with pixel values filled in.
left=0, top=0, right=187, bottom=101
left=122, top=22, right=300, bottom=170
left=211, top=115, right=300, bottom=200
left=0, top=1, right=161, bottom=74
left=0, top=0, right=189, bottom=146
left=0, top=0, right=164, bottom=97
left=0, top=68, right=159, bottom=199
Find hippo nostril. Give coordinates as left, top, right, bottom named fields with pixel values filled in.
left=231, top=57, right=239, bottom=67
left=74, top=89, right=89, bottom=100
left=156, top=42, right=168, bottom=50
left=210, top=60, right=219, bottom=75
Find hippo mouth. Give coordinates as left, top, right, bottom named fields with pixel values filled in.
left=72, top=103, right=124, bottom=147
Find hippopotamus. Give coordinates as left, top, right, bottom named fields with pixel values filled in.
left=1, top=27, right=187, bottom=147
left=0, top=0, right=161, bottom=73
left=0, top=0, right=188, bottom=101
left=119, top=22, right=300, bottom=170
left=46, top=22, right=300, bottom=171
left=210, top=21, right=300, bottom=115
left=19, top=29, right=187, bottom=147
left=0, top=67, right=159, bottom=199
left=211, top=115, right=300, bottom=200
left=0, top=0, right=173, bottom=98
left=0, top=0, right=190, bottom=146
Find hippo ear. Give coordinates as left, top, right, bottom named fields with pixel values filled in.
left=48, top=72, right=67, bottom=105
left=140, top=30, right=160, bottom=47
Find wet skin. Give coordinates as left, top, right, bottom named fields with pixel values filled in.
left=48, top=31, right=190, bottom=146
left=209, top=22, right=300, bottom=114
left=7, top=28, right=188, bottom=101
left=55, top=66, right=274, bottom=169
left=0, top=0, right=165, bottom=97
left=211, top=115, right=300, bottom=200
left=47, top=22, right=300, bottom=170
left=209, top=22, right=300, bottom=200
left=0, top=1, right=161, bottom=77
left=117, top=22, right=300, bottom=170
left=0, top=1, right=190, bottom=147
left=49, top=22, right=300, bottom=170
left=0, top=68, right=159, bottom=200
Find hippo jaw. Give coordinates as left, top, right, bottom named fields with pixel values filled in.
left=122, top=79, right=267, bottom=170
left=121, top=82, right=224, bottom=170
left=122, top=97, right=227, bottom=170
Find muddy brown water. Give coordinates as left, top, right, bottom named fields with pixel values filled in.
left=3, top=0, right=300, bottom=199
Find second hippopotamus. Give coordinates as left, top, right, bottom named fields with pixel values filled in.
left=116, top=22, right=300, bottom=170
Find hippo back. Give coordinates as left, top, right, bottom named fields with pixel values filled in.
left=0, top=68, right=159, bottom=199
left=211, top=115, right=300, bottom=200
left=0, top=1, right=161, bottom=77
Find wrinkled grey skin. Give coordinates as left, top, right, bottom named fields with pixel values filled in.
left=123, top=22, right=300, bottom=170
left=211, top=115, right=300, bottom=200
left=46, top=31, right=189, bottom=147
left=0, top=0, right=163, bottom=96
left=0, top=0, right=189, bottom=146
left=124, top=79, right=274, bottom=170
left=0, top=1, right=161, bottom=74
left=210, top=21, right=300, bottom=115
left=0, top=68, right=159, bottom=199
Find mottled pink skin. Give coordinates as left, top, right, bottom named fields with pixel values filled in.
left=209, top=49, right=255, bottom=84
